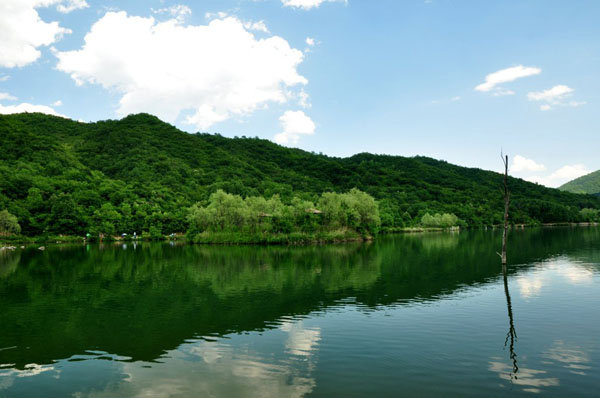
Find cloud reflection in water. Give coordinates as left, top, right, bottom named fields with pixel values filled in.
left=70, top=319, right=320, bottom=398
left=488, top=360, right=559, bottom=394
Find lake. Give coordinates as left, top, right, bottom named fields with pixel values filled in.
left=1, top=227, right=599, bottom=397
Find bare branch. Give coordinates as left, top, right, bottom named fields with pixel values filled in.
left=500, top=151, right=509, bottom=266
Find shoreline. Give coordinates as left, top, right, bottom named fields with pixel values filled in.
left=1, top=231, right=371, bottom=246
left=2, top=223, right=599, bottom=247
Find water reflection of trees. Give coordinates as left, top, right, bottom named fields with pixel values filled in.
left=0, top=227, right=597, bottom=369
left=493, top=227, right=600, bottom=389
left=0, top=249, right=20, bottom=277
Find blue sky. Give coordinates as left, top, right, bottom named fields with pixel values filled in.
left=1, top=0, right=598, bottom=187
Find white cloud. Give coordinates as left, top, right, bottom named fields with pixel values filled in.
left=298, top=89, right=311, bottom=108
left=525, top=164, right=591, bottom=188
left=0, top=102, right=65, bottom=117
left=56, top=0, right=89, bottom=14
left=450, top=96, right=461, bottom=101
left=305, top=37, right=315, bottom=46
left=0, top=1, right=79, bottom=68
left=281, top=0, right=347, bottom=10
left=152, top=4, right=191, bottom=23
left=568, top=100, right=586, bottom=107
left=511, top=155, right=546, bottom=173
left=492, top=88, right=515, bottom=96
left=0, top=75, right=10, bottom=82
left=274, top=110, right=315, bottom=145
left=527, top=85, right=584, bottom=111
left=205, top=12, right=269, bottom=33
left=205, top=11, right=229, bottom=20
left=52, top=99, right=63, bottom=106
left=0, top=92, right=17, bottom=101
left=56, top=12, right=307, bottom=130
left=475, top=65, right=541, bottom=93
left=244, top=20, right=269, bottom=33
left=527, top=85, right=573, bottom=102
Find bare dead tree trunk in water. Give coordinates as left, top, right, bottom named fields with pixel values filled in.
left=499, top=153, right=517, bottom=381
left=498, top=153, right=510, bottom=269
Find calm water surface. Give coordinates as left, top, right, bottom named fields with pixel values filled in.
left=1, top=228, right=599, bottom=397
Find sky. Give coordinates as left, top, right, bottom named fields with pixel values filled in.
left=1, top=0, right=599, bottom=187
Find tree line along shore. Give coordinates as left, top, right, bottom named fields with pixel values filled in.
left=2, top=112, right=600, bottom=245
left=2, top=188, right=599, bottom=245
left=1, top=189, right=453, bottom=244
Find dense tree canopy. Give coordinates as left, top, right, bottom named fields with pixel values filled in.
left=187, top=188, right=380, bottom=240
left=0, top=209, right=21, bottom=235
left=1, top=112, right=599, bottom=238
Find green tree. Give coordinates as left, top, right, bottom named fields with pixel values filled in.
left=208, top=190, right=249, bottom=231
left=421, top=212, right=459, bottom=228
left=0, top=209, right=21, bottom=236
left=580, top=208, right=599, bottom=222
left=148, top=225, right=163, bottom=240
left=24, top=187, right=48, bottom=235
left=48, top=193, right=86, bottom=235
left=440, top=213, right=459, bottom=228
left=421, top=213, right=436, bottom=227
left=91, top=203, right=122, bottom=237
left=378, top=198, right=397, bottom=228
left=291, top=197, right=318, bottom=233
left=318, top=192, right=347, bottom=229
left=187, top=204, right=215, bottom=234
left=341, top=189, right=381, bottom=235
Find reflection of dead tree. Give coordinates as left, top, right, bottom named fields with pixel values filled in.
left=503, top=270, right=518, bottom=381
left=497, top=153, right=510, bottom=270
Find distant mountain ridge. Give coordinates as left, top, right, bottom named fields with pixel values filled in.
left=1, top=112, right=599, bottom=236
left=560, top=170, right=600, bottom=196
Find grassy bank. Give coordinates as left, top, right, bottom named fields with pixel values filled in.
left=1, top=229, right=367, bottom=246
left=0, top=234, right=84, bottom=245
left=4, top=223, right=598, bottom=247
left=189, top=229, right=366, bottom=245
left=381, top=226, right=460, bottom=234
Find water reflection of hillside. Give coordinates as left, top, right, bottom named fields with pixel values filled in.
left=0, top=249, right=20, bottom=277
left=0, top=227, right=598, bottom=368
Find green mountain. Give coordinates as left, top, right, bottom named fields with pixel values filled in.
left=560, top=170, right=600, bottom=196
left=1, top=112, right=599, bottom=236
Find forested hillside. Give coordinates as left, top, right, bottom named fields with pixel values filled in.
left=560, top=170, right=600, bottom=196
left=1, top=112, right=599, bottom=237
